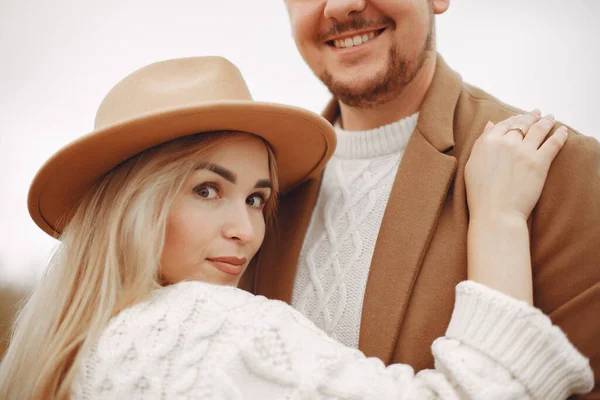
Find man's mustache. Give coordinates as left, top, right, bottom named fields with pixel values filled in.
left=315, top=16, right=395, bottom=42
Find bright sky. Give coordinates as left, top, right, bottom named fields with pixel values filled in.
left=1, top=0, right=599, bottom=286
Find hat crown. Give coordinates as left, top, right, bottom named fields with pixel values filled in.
left=94, top=57, right=253, bottom=130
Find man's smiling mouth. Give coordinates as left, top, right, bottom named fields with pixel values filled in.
left=327, top=28, right=386, bottom=49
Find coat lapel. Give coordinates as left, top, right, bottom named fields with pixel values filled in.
left=323, top=55, right=463, bottom=362
left=360, top=56, right=462, bottom=362
left=254, top=176, right=322, bottom=302
left=256, top=55, right=464, bottom=363
left=358, top=132, right=457, bottom=361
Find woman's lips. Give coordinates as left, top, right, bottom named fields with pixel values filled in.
left=207, top=257, right=247, bottom=276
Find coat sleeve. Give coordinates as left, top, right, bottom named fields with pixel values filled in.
left=529, top=130, right=600, bottom=397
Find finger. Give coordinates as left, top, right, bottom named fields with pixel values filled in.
left=538, top=126, right=568, bottom=165
left=504, top=128, right=526, bottom=142
left=483, top=121, right=495, bottom=134
left=488, top=111, right=541, bottom=138
left=504, top=113, right=542, bottom=142
left=508, top=113, right=542, bottom=135
left=487, top=115, right=522, bottom=137
left=523, top=114, right=556, bottom=149
left=530, top=108, right=542, bottom=117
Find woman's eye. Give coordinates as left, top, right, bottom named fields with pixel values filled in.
left=246, top=194, right=266, bottom=209
left=193, top=183, right=219, bottom=199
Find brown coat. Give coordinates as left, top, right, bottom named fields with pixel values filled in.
left=243, top=55, right=600, bottom=396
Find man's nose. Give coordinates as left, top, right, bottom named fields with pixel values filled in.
left=222, top=203, right=256, bottom=244
left=324, top=0, right=367, bottom=22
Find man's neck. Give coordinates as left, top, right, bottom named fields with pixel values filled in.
left=338, top=55, right=437, bottom=132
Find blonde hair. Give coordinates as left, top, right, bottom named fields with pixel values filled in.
left=0, top=131, right=279, bottom=400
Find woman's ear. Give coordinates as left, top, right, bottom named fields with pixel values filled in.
left=433, top=0, right=450, bottom=15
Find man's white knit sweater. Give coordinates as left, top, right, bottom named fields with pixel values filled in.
left=292, top=114, right=418, bottom=348
left=71, top=281, right=593, bottom=399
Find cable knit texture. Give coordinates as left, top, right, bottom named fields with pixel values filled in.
left=291, top=114, right=418, bottom=348
left=71, top=280, right=593, bottom=399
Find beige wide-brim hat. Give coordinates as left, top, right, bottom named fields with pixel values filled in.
left=28, top=56, right=336, bottom=237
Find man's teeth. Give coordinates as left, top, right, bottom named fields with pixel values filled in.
left=334, top=32, right=376, bottom=49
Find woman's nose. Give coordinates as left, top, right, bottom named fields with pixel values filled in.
left=222, top=204, right=256, bottom=243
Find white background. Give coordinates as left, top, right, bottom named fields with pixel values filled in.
left=1, top=0, right=599, bottom=286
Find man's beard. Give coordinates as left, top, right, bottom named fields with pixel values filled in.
left=319, top=22, right=434, bottom=109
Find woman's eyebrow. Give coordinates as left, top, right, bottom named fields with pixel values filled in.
left=196, top=163, right=236, bottom=183
left=196, top=163, right=271, bottom=189
left=255, top=179, right=272, bottom=189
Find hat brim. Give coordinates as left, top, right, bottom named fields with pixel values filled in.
left=28, top=101, right=336, bottom=237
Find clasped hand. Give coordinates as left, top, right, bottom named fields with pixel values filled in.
left=465, top=110, right=568, bottom=223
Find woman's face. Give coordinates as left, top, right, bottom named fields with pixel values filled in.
left=161, top=134, right=272, bottom=287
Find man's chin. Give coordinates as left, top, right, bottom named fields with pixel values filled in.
left=325, top=62, right=384, bottom=84
left=331, top=82, right=372, bottom=99
left=321, top=71, right=392, bottom=108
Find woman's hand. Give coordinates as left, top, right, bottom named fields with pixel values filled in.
left=465, top=110, right=568, bottom=304
left=465, top=111, right=568, bottom=223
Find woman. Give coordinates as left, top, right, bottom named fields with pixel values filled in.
left=0, top=57, right=592, bottom=399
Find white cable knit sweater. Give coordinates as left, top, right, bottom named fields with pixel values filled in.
left=71, top=281, right=593, bottom=399
left=292, top=114, right=418, bottom=348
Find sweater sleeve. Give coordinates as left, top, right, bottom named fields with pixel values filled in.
left=72, top=281, right=593, bottom=400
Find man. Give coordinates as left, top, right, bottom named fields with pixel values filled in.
left=243, top=0, right=600, bottom=395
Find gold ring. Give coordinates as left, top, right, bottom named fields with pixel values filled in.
left=508, top=126, right=526, bottom=138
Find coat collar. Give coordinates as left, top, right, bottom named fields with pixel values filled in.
left=323, top=54, right=458, bottom=153
left=256, top=54, right=463, bottom=362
